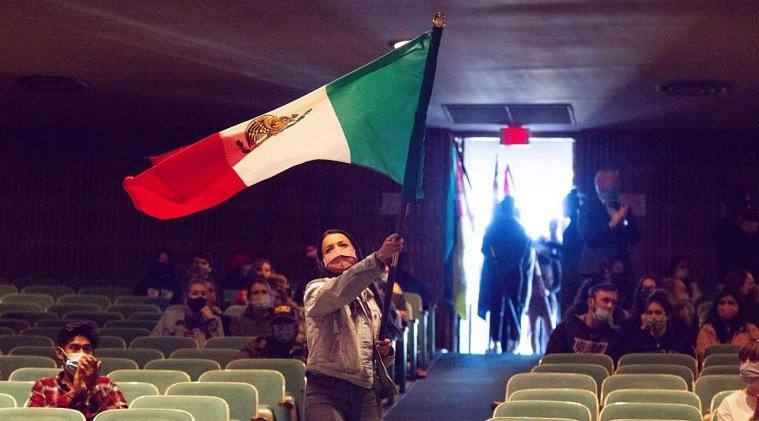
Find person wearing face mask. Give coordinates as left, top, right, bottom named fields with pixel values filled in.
left=230, top=278, right=278, bottom=337
left=28, top=322, right=128, bottom=420
left=696, top=288, right=759, bottom=361
left=152, top=279, right=224, bottom=346
left=546, top=283, right=623, bottom=362
left=304, top=230, right=403, bottom=421
left=626, top=275, right=657, bottom=315
left=724, top=269, right=759, bottom=327
left=714, top=340, right=759, bottom=421
left=621, top=291, right=694, bottom=355
left=232, top=304, right=308, bottom=362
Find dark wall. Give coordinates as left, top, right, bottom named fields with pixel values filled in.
left=574, top=129, right=759, bottom=297
left=0, top=127, right=451, bottom=303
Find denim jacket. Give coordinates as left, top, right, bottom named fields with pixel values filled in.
left=304, top=253, right=387, bottom=389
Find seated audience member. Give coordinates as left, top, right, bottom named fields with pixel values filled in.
left=714, top=339, right=759, bottom=421
left=221, top=252, right=253, bottom=292
left=564, top=275, right=627, bottom=328
left=230, top=278, right=276, bottom=337
left=662, top=276, right=699, bottom=340
left=626, top=274, right=658, bottom=316
left=233, top=257, right=274, bottom=305
left=545, top=283, right=623, bottom=361
left=724, top=269, right=759, bottom=326
left=202, top=279, right=232, bottom=336
left=233, top=304, right=308, bottom=362
left=177, top=251, right=215, bottom=305
left=152, top=279, right=224, bottom=346
left=28, top=322, right=127, bottom=420
left=621, top=291, right=694, bottom=355
left=254, top=257, right=273, bottom=279
left=696, top=288, right=759, bottom=360
left=665, top=254, right=702, bottom=304
left=268, top=273, right=299, bottom=307
left=135, top=248, right=176, bottom=300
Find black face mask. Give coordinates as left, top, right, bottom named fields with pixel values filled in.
left=637, top=288, right=654, bottom=302
left=186, top=296, right=206, bottom=312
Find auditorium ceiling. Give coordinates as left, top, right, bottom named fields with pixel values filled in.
left=2, top=1, right=759, bottom=133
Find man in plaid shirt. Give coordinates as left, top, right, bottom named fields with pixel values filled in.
left=28, top=322, right=127, bottom=420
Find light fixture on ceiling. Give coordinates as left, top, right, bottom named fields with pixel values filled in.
left=657, top=80, right=728, bottom=96
left=16, top=75, right=88, bottom=91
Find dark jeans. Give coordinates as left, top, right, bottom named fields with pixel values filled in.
left=305, top=373, right=381, bottom=421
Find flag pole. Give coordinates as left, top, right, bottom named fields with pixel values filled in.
left=379, top=12, right=445, bottom=340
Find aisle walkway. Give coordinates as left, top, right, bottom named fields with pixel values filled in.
left=384, top=352, right=539, bottom=421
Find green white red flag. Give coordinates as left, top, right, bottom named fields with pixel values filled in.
left=124, top=27, right=441, bottom=219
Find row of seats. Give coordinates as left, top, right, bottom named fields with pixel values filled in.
left=0, top=379, right=266, bottom=421
left=0, top=293, right=166, bottom=313
left=496, top=351, right=744, bottom=421
left=0, top=342, right=254, bottom=374
left=1, top=332, right=256, bottom=354
left=540, top=349, right=740, bottom=381
left=491, top=400, right=706, bottom=421
left=0, top=362, right=303, bottom=421
left=0, top=281, right=136, bottom=301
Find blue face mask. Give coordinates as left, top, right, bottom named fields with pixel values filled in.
left=63, top=351, right=85, bottom=375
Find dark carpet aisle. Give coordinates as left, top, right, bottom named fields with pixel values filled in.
left=384, top=353, right=540, bottom=421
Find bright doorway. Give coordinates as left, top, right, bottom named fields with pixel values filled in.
left=458, top=136, right=574, bottom=354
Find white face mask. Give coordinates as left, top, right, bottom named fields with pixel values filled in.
left=62, top=351, right=85, bottom=375
left=740, top=360, right=759, bottom=388
left=592, top=307, right=613, bottom=325
left=249, top=294, right=272, bottom=309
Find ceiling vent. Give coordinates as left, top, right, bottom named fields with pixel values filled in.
left=443, top=103, right=575, bottom=125
left=16, top=75, right=88, bottom=92
left=657, top=80, right=729, bottom=96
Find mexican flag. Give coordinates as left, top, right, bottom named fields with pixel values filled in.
left=124, top=25, right=442, bottom=220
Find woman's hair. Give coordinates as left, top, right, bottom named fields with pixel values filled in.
left=646, top=291, right=673, bottom=315
left=706, top=287, right=747, bottom=343
left=247, top=277, right=272, bottom=296
left=739, top=340, right=759, bottom=363
left=668, top=255, right=687, bottom=274
left=315, top=229, right=364, bottom=277
left=724, top=269, right=752, bottom=294
left=630, top=275, right=657, bottom=316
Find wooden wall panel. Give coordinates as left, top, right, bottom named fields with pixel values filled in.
left=0, top=127, right=451, bottom=310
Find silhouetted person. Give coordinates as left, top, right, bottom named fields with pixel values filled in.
left=560, top=188, right=584, bottom=320
left=478, top=196, right=531, bottom=353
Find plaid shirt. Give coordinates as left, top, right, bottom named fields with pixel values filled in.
left=28, top=371, right=128, bottom=421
